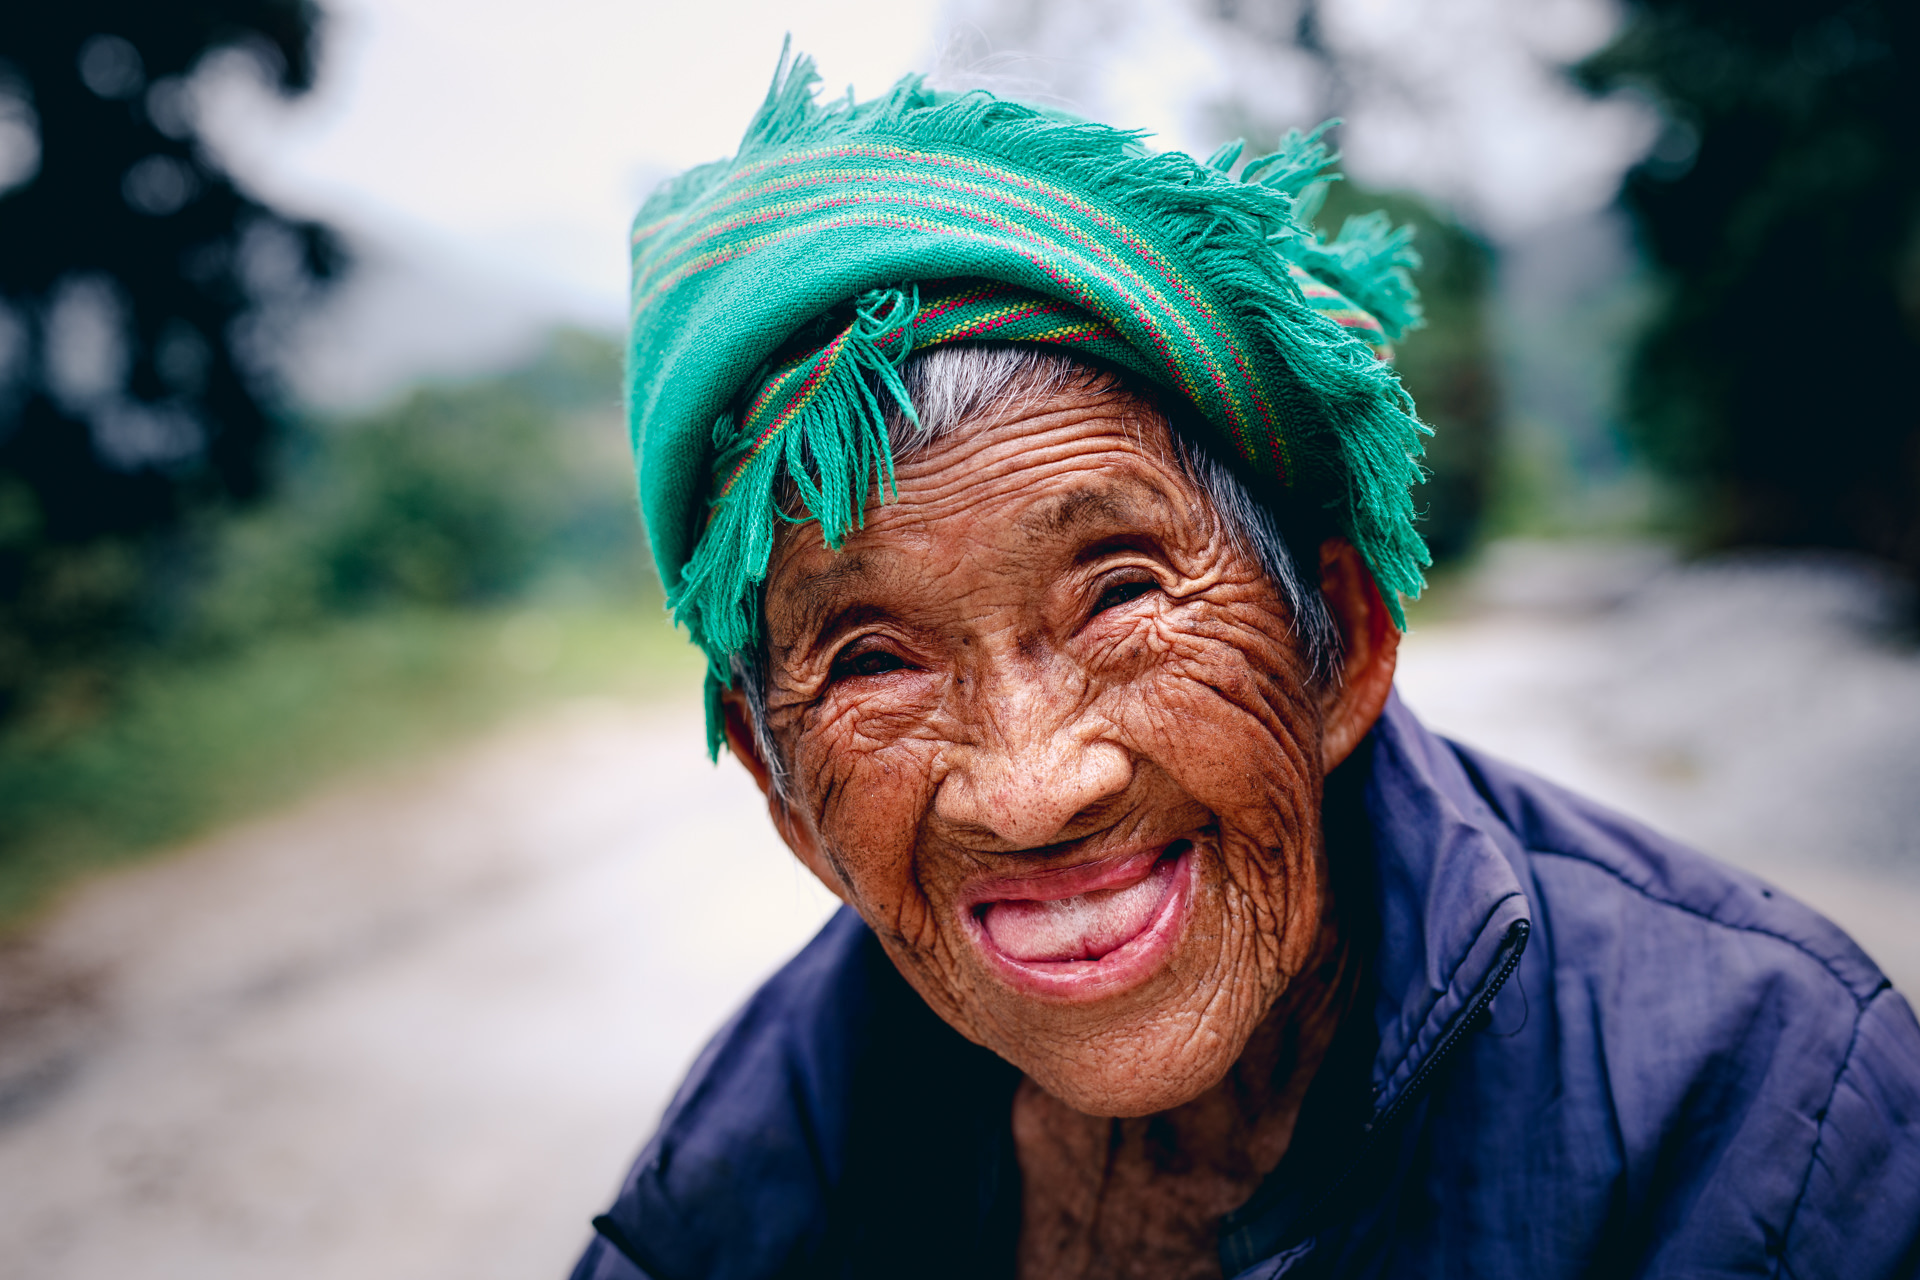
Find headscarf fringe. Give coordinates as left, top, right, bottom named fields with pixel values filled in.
left=669, top=285, right=919, bottom=756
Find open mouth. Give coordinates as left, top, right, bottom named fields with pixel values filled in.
left=964, top=840, right=1195, bottom=998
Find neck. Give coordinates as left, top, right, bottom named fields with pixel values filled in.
left=1102, top=911, right=1356, bottom=1174
left=1012, top=908, right=1358, bottom=1280
left=1186, top=914, right=1357, bottom=1171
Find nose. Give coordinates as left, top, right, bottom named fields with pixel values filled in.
left=932, top=674, right=1134, bottom=850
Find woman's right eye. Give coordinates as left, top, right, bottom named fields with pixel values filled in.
left=1092, top=578, right=1155, bottom=615
left=829, top=648, right=911, bottom=682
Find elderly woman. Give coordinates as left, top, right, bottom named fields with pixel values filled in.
left=571, top=53, right=1920, bottom=1280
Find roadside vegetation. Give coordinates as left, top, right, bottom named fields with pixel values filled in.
left=0, top=331, right=697, bottom=929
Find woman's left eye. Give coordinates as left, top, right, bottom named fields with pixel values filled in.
left=1092, top=578, right=1155, bottom=615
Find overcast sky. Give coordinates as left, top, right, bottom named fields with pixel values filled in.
left=198, top=0, right=943, bottom=402
left=210, top=0, right=939, bottom=306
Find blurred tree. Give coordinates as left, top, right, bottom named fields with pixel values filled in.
left=1580, top=0, right=1920, bottom=572
left=0, top=2, right=343, bottom=719
left=190, top=330, right=640, bottom=647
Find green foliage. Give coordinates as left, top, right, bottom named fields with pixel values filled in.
left=0, top=1, right=344, bottom=719
left=0, top=328, right=674, bottom=930
left=1580, top=0, right=1920, bottom=570
left=187, top=329, right=644, bottom=645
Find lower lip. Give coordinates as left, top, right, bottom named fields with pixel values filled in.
left=964, top=845, right=1196, bottom=1002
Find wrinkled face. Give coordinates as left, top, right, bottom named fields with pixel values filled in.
left=749, top=384, right=1338, bottom=1117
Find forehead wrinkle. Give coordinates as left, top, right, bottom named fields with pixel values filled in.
left=1022, top=476, right=1179, bottom=545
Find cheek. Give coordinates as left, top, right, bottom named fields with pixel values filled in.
left=1109, top=610, right=1326, bottom=972
left=1120, top=607, right=1321, bottom=835
left=786, top=719, right=945, bottom=945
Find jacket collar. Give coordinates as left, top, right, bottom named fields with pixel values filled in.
left=1217, top=692, right=1534, bottom=1274
left=1360, top=691, right=1533, bottom=1113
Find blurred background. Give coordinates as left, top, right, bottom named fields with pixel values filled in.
left=0, top=1, right=1915, bottom=1276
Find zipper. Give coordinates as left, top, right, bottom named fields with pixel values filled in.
left=1296, top=916, right=1531, bottom=1231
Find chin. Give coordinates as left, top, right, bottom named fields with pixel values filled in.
left=1022, top=1032, right=1242, bottom=1118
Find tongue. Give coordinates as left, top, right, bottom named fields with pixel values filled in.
left=982, top=857, right=1178, bottom=963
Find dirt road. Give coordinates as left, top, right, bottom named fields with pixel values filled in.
left=0, top=699, right=836, bottom=1280
left=1, top=544, right=1915, bottom=1279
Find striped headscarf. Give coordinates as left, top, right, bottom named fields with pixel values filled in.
left=628, top=48, right=1430, bottom=752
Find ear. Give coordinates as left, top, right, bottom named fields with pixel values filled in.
left=1314, top=537, right=1401, bottom=772
left=720, top=687, right=851, bottom=905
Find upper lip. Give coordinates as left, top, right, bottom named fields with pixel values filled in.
left=957, top=841, right=1185, bottom=911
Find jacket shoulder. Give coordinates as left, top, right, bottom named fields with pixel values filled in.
left=1450, top=739, right=1888, bottom=1005
left=577, top=906, right=1024, bottom=1280
left=1441, top=740, right=1920, bottom=1275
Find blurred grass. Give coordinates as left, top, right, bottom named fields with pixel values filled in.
left=0, top=329, right=690, bottom=932
left=0, top=600, right=701, bottom=932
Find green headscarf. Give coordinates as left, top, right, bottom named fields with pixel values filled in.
left=628, top=47, right=1431, bottom=753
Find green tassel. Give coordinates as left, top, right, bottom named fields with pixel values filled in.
left=1294, top=211, right=1425, bottom=342
left=1240, top=122, right=1341, bottom=197
left=669, top=286, right=919, bottom=757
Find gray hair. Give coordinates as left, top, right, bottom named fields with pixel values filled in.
left=734, top=345, right=1341, bottom=797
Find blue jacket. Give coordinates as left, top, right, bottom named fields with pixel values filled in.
left=572, top=695, right=1920, bottom=1279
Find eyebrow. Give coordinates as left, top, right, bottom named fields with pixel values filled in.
left=1026, top=486, right=1135, bottom=538
left=783, top=553, right=880, bottom=647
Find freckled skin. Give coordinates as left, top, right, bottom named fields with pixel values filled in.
left=721, top=380, right=1400, bottom=1279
